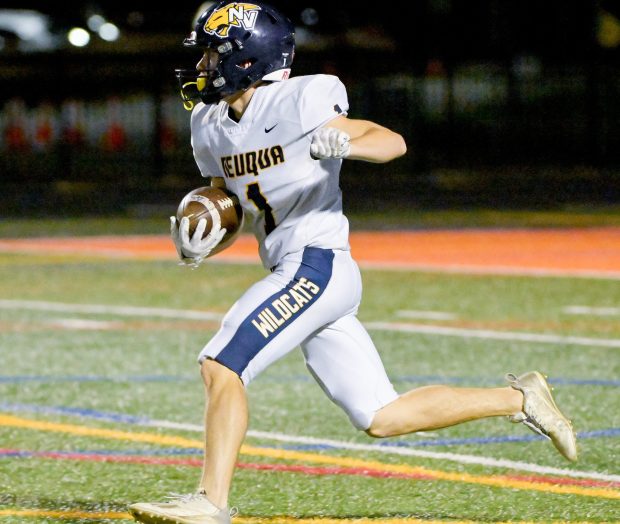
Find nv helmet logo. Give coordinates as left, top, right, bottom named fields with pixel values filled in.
left=204, top=3, right=262, bottom=38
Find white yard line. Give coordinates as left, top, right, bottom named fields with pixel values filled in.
left=356, top=261, right=620, bottom=280
left=4, top=299, right=620, bottom=347
left=145, top=418, right=620, bottom=483
left=563, top=306, right=620, bottom=316
left=0, top=299, right=223, bottom=321
left=45, top=318, right=123, bottom=330
left=366, top=322, right=620, bottom=348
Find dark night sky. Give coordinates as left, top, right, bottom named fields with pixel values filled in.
left=3, top=1, right=619, bottom=64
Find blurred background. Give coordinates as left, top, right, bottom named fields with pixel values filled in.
left=1, top=0, right=619, bottom=220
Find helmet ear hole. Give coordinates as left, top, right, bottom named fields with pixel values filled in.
left=237, top=58, right=256, bottom=70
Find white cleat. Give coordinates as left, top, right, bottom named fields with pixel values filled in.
left=129, top=492, right=235, bottom=524
left=506, top=371, right=578, bottom=462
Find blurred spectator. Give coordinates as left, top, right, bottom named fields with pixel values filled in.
left=3, top=98, right=29, bottom=150
left=32, top=102, right=56, bottom=151
left=61, top=99, right=86, bottom=147
left=101, top=97, right=128, bottom=151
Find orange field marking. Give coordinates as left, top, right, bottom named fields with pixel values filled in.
left=350, top=228, right=620, bottom=272
left=1, top=228, right=620, bottom=277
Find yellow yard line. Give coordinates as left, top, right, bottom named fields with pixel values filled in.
left=0, top=511, right=434, bottom=522
left=255, top=521, right=476, bottom=524
left=0, top=413, right=200, bottom=447
left=0, top=510, right=605, bottom=523
left=0, top=509, right=132, bottom=520
left=1, top=413, right=618, bottom=501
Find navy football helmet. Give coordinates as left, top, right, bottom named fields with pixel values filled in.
left=176, top=1, right=295, bottom=108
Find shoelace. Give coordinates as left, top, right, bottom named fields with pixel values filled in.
left=165, top=492, right=239, bottom=517
left=506, top=373, right=553, bottom=441
left=516, top=413, right=552, bottom=440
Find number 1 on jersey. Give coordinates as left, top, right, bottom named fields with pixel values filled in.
left=246, top=182, right=276, bottom=235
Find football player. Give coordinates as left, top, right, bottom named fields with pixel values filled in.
left=129, top=2, right=577, bottom=523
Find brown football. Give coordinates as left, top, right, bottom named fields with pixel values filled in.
left=175, top=186, right=244, bottom=257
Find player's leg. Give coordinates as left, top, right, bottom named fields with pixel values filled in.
left=369, top=372, right=577, bottom=461
left=130, top=247, right=363, bottom=523
left=199, top=359, right=248, bottom=509
left=198, top=247, right=366, bottom=498
left=302, top=314, right=400, bottom=430
left=303, top=312, right=576, bottom=461
left=129, top=360, right=242, bottom=523
left=303, top=314, right=522, bottom=430
left=200, top=247, right=355, bottom=384
left=195, top=247, right=370, bottom=504
left=367, top=383, right=521, bottom=436
left=131, top=266, right=295, bottom=524
left=192, top=270, right=295, bottom=514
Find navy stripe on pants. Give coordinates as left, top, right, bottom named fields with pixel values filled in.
left=215, top=247, right=335, bottom=376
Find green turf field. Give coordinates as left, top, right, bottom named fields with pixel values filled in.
left=0, top=240, right=619, bottom=522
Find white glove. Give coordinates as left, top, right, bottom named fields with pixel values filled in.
left=170, top=215, right=226, bottom=268
left=310, top=127, right=351, bottom=159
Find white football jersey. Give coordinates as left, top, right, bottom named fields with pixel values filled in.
left=190, top=74, right=350, bottom=269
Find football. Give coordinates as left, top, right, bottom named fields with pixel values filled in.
left=175, top=186, right=244, bottom=257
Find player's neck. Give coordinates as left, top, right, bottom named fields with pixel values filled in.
left=225, top=87, right=257, bottom=121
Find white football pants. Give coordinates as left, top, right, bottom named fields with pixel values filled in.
left=198, top=247, right=398, bottom=430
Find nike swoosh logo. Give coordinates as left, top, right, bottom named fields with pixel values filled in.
left=265, top=123, right=278, bottom=133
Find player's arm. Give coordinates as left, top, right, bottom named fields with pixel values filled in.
left=310, top=115, right=406, bottom=163
left=210, top=176, right=226, bottom=188
left=330, top=115, right=406, bottom=163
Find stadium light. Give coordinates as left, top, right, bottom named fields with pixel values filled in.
left=98, top=22, right=120, bottom=42
left=67, top=27, right=90, bottom=47
left=87, top=14, right=106, bottom=32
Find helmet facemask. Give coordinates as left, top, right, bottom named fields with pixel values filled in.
left=176, top=44, right=235, bottom=108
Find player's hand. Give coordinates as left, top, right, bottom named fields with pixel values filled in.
left=170, top=216, right=227, bottom=268
left=310, top=127, right=351, bottom=159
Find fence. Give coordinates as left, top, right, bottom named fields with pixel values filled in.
left=1, top=48, right=618, bottom=215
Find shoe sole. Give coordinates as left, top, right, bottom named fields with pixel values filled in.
left=129, top=506, right=228, bottom=524
left=129, top=507, right=188, bottom=524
